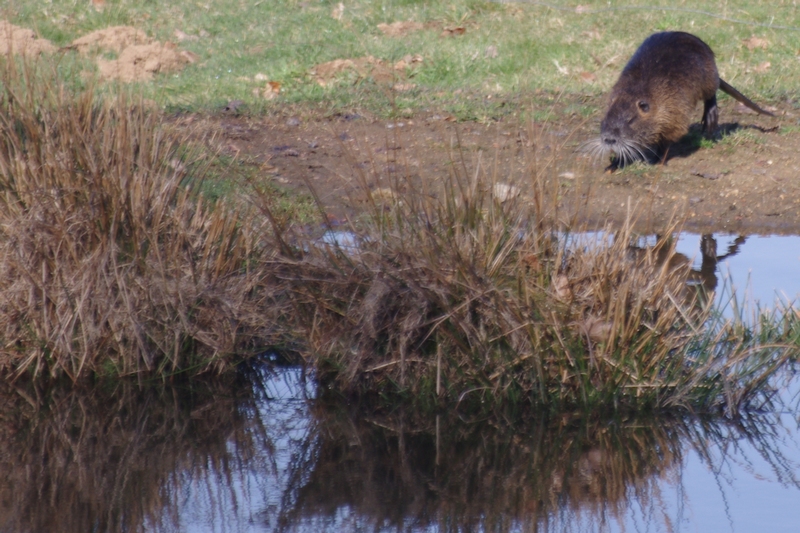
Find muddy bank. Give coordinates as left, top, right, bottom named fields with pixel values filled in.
left=181, top=98, right=798, bottom=235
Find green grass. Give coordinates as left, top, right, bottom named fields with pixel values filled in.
left=616, top=160, right=652, bottom=177
left=717, top=127, right=767, bottom=147
left=5, top=0, right=797, bottom=117
left=682, top=129, right=717, bottom=150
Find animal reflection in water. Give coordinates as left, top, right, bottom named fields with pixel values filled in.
left=692, top=234, right=746, bottom=295
left=628, top=234, right=746, bottom=303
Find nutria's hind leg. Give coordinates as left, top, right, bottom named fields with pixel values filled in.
left=702, top=95, right=719, bottom=136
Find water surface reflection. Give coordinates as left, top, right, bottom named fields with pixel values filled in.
left=665, top=233, right=800, bottom=308
left=276, top=399, right=800, bottom=533
left=4, top=365, right=800, bottom=532
left=325, top=229, right=800, bottom=310
left=0, top=371, right=275, bottom=533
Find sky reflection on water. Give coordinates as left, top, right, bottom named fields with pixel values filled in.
left=1, top=362, right=798, bottom=533
left=675, top=233, right=800, bottom=308
left=172, top=366, right=800, bottom=533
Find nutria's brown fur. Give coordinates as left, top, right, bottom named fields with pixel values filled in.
left=591, top=31, right=774, bottom=165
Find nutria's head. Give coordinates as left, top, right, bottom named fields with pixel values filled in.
left=594, top=91, right=663, bottom=165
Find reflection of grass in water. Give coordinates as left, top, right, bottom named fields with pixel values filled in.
left=0, top=371, right=274, bottom=533
left=276, top=404, right=800, bottom=532
left=1, top=362, right=794, bottom=533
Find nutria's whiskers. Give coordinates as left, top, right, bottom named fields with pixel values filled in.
left=581, top=137, right=653, bottom=167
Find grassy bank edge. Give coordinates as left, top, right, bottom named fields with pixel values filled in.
left=0, top=57, right=796, bottom=418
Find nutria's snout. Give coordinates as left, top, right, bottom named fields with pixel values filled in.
left=601, top=136, right=618, bottom=147
left=581, top=106, right=652, bottom=166
left=586, top=96, right=659, bottom=165
left=600, top=121, right=618, bottom=144
left=600, top=121, right=623, bottom=147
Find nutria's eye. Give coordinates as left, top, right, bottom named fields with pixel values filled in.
left=638, top=101, right=650, bottom=112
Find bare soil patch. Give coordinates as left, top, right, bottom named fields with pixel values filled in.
left=184, top=98, right=800, bottom=235
left=376, top=21, right=425, bottom=37
left=311, top=54, right=423, bottom=87
left=0, top=21, right=192, bottom=82
left=71, top=25, right=192, bottom=82
left=96, top=42, right=189, bottom=83
left=0, top=20, right=55, bottom=57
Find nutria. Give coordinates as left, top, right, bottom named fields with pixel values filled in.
left=589, top=31, right=774, bottom=166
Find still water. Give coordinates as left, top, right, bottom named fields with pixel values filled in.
left=675, top=233, right=800, bottom=307
left=2, top=233, right=799, bottom=533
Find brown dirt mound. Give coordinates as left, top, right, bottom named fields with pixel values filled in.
left=0, top=20, right=56, bottom=57
left=70, top=25, right=191, bottom=83
left=70, top=25, right=151, bottom=54
left=97, top=42, right=188, bottom=83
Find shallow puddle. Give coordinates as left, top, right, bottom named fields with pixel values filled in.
left=323, top=228, right=800, bottom=309
left=174, top=368, right=800, bottom=533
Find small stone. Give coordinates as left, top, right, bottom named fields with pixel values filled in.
left=493, top=183, right=521, bottom=202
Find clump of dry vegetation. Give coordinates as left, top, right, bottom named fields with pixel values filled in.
left=0, top=60, right=273, bottom=380
left=0, top=57, right=793, bottom=416
left=259, top=149, right=798, bottom=415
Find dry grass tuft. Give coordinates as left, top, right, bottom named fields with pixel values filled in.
left=256, top=124, right=798, bottom=415
left=259, top=172, right=705, bottom=413
left=0, top=60, right=273, bottom=380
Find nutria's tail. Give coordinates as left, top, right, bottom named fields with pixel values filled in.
left=719, top=79, right=775, bottom=116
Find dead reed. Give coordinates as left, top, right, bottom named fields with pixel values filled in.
left=0, top=60, right=274, bottom=380
left=258, top=125, right=798, bottom=415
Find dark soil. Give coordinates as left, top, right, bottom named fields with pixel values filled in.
left=176, top=96, right=799, bottom=235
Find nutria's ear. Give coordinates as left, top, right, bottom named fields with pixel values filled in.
left=637, top=100, right=650, bottom=112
